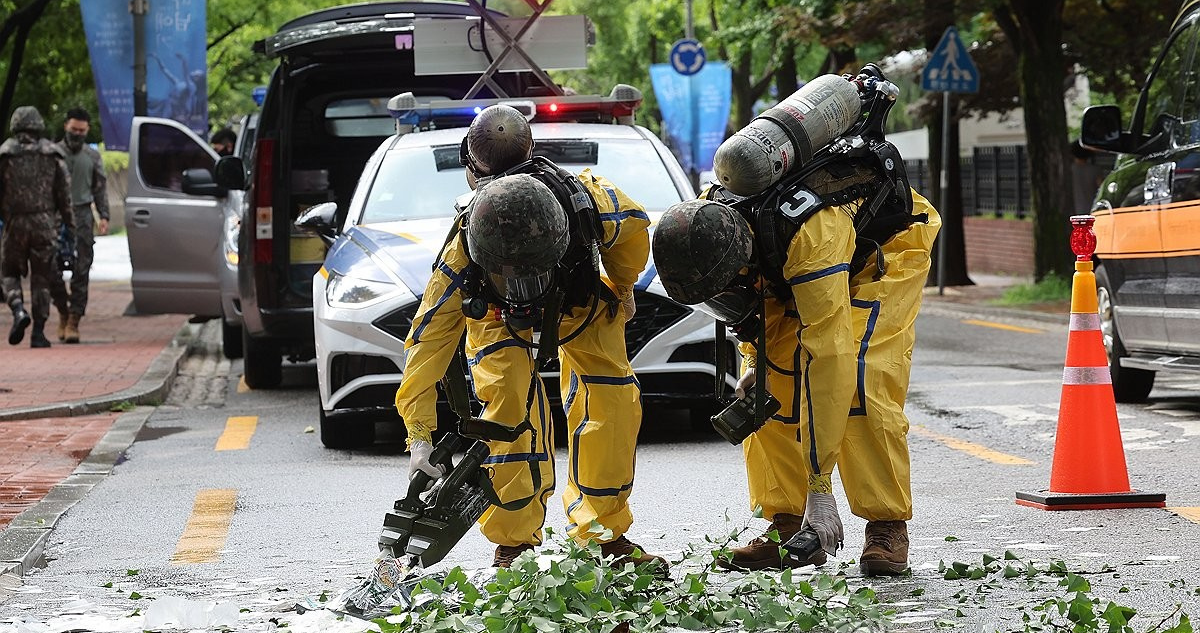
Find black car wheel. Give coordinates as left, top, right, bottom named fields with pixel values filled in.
left=1095, top=265, right=1154, bottom=403
left=222, top=319, right=243, bottom=360
left=241, top=328, right=283, bottom=389
left=319, top=408, right=376, bottom=449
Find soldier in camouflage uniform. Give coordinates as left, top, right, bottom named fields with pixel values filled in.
left=53, top=107, right=109, bottom=343
left=0, top=106, right=73, bottom=348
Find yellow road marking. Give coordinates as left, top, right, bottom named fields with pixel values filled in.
left=961, top=319, right=1044, bottom=334
left=1169, top=507, right=1200, bottom=524
left=237, top=377, right=249, bottom=393
left=911, top=425, right=1034, bottom=465
left=170, top=489, right=237, bottom=564
left=215, top=416, right=257, bottom=451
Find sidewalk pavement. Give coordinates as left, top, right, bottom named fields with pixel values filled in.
left=0, top=265, right=1069, bottom=580
left=0, top=277, right=188, bottom=540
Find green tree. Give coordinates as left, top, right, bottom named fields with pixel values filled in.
left=992, top=0, right=1072, bottom=280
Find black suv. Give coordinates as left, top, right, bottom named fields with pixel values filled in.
left=1079, top=0, right=1200, bottom=402
left=218, top=2, right=543, bottom=388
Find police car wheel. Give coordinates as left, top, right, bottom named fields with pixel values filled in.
left=319, top=408, right=375, bottom=449
left=1096, top=265, right=1154, bottom=403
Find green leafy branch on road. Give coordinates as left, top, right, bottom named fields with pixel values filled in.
left=936, top=552, right=1193, bottom=632
left=373, top=525, right=890, bottom=633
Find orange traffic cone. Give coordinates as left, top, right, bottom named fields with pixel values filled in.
left=1015, top=215, right=1165, bottom=511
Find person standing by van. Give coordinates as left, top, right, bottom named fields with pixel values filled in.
left=53, top=107, right=109, bottom=343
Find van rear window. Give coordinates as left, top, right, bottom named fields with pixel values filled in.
left=324, top=98, right=393, bottom=137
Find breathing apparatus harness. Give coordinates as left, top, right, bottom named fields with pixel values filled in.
left=706, top=64, right=928, bottom=443
left=412, top=156, right=607, bottom=515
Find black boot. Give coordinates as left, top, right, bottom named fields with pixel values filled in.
left=30, top=321, right=50, bottom=348
left=9, top=302, right=30, bottom=346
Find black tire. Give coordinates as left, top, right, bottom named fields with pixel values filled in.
left=319, top=408, right=376, bottom=449
left=241, top=328, right=283, bottom=389
left=1095, top=265, right=1155, bottom=403
left=222, top=320, right=244, bottom=360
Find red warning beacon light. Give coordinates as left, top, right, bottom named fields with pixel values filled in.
left=1069, top=215, right=1097, bottom=261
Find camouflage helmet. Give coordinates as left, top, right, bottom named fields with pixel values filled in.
left=9, top=106, right=45, bottom=134
left=467, top=173, right=568, bottom=304
left=652, top=200, right=754, bottom=307
left=464, top=105, right=533, bottom=176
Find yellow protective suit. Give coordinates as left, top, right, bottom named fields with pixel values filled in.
left=394, top=169, right=650, bottom=547
left=741, top=191, right=941, bottom=523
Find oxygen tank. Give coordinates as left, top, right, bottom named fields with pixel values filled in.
left=713, top=74, right=862, bottom=197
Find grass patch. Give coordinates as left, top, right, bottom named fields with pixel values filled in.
left=993, top=274, right=1072, bottom=306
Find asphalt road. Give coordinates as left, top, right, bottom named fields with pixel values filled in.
left=1, top=307, right=1198, bottom=631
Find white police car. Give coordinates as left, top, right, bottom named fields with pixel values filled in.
left=305, top=90, right=737, bottom=448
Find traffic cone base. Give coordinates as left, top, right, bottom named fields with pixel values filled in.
left=1015, top=490, right=1166, bottom=511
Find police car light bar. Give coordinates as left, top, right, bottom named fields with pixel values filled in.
left=387, top=84, right=643, bottom=129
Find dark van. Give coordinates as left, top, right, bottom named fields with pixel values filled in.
left=1080, top=0, right=1200, bottom=402
left=221, top=2, right=545, bottom=387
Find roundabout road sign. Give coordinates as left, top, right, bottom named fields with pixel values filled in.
left=670, top=38, right=705, bottom=76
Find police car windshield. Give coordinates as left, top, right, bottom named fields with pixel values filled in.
left=360, top=138, right=683, bottom=224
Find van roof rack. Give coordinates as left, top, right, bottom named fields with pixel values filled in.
left=387, top=84, right=644, bottom=132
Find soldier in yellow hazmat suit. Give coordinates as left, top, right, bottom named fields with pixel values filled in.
left=394, top=105, right=664, bottom=572
left=653, top=177, right=939, bottom=575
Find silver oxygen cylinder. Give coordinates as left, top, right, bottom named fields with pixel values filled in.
left=713, top=74, right=862, bottom=197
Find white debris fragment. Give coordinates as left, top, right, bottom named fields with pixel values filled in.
left=1145, top=555, right=1181, bottom=562
left=1059, top=526, right=1104, bottom=532
left=142, top=595, right=239, bottom=629
left=1008, top=543, right=1062, bottom=551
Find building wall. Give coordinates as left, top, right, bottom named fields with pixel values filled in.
left=964, top=216, right=1034, bottom=277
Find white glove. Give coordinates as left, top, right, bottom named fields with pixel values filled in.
left=408, top=440, right=447, bottom=491
left=735, top=367, right=756, bottom=399
left=801, top=492, right=844, bottom=555
left=621, top=293, right=636, bottom=323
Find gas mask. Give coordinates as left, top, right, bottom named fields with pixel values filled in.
left=695, top=272, right=761, bottom=342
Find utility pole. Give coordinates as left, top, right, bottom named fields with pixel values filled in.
left=131, top=0, right=149, bottom=117
left=685, top=0, right=699, bottom=192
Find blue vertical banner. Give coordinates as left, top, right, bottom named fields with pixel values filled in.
left=650, top=62, right=732, bottom=173
left=80, top=0, right=208, bottom=151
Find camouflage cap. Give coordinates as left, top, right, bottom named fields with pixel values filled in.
left=9, top=106, right=45, bottom=134
left=467, top=173, right=568, bottom=278
left=652, top=200, right=754, bottom=305
left=465, top=105, right=533, bottom=176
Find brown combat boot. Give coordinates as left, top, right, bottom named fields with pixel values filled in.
left=716, top=513, right=826, bottom=571
left=493, top=544, right=535, bottom=568
left=57, top=312, right=69, bottom=341
left=599, top=535, right=669, bottom=577
left=860, top=520, right=909, bottom=576
left=64, top=314, right=80, bottom=344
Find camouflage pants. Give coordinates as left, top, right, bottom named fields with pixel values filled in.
left=50, top=204, right=95, bottom=316
left=1, top=214, right=58, bottom=323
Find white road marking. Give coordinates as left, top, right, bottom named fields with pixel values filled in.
left=1165, top=421, right=1200, bottom=436
left=951, top=403, right=1058, bottom=426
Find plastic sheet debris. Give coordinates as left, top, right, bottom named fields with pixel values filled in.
left=142, top=595, right=239, bottom=629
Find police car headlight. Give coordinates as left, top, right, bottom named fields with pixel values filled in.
left=325, top=271, right=403, bottom=308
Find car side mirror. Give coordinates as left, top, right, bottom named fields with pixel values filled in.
left=295, top=201, right=339, bottom=243
left=1081, top=105, right=1131, bottom=154
left=181, top=168, right=228, bottom=197
left=214, top=156, right=248, bottom=190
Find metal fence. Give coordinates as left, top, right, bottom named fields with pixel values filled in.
left=905, top=146, right=1029, bottom=217
left=903, top=146, right=1117, bottom=217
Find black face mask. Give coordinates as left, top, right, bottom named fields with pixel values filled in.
left=65, top=132, right=86, bottom=150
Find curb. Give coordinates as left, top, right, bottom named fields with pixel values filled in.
left=0, top=407, right=155, bottom=581
left=920, top=298, right=1069, bottom=327
left=0, top=321, right=198, bottom=422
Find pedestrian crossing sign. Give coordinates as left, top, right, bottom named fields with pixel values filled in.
left=922, top=26, right=979, bottom=93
